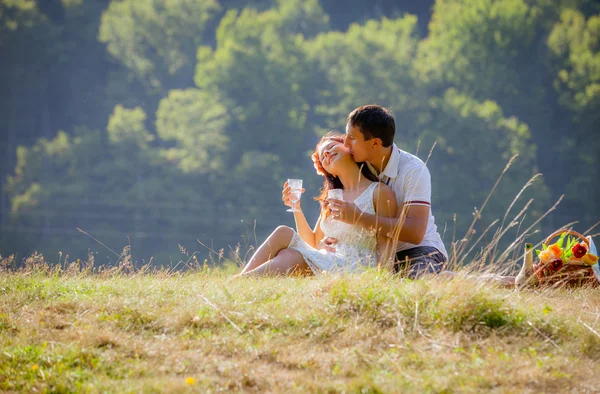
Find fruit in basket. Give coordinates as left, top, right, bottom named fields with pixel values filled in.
left=582, top=253, right=598, bottom=266
left=571, top=242, right=588, bottom=259
left=549, top=243, right=562, bottom=258
left=539, top=249, right=555, bottom=262
left=549, top=258, right=564, bottom=271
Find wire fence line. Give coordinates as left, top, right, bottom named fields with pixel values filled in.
left=0, top=209, right=587, bottom=239
left=0, top=214, right=289, bottom=261
left=0, top=223, right=277, bottom=241
left=0, top=188, right=592, bottom=264
left=4, top=209, right=221, bottom=222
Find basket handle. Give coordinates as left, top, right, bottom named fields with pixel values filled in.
left=545, top=230, right=589, bottom=247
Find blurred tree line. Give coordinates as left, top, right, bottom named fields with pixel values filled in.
left=1, top=0, right=598, bottom=266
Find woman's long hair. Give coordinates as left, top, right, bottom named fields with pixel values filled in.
left=311, top=131, right=379, bottom=217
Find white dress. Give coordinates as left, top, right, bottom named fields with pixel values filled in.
left=287, top=182, right=379, bottom=273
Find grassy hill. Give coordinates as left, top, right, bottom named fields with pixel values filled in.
left=1, top=256, right=599, bottom=393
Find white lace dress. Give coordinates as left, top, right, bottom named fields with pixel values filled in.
left=287, top=182, right=379, bottom=274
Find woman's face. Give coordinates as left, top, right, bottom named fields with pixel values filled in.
left=317, top=139, right=352, bottom=175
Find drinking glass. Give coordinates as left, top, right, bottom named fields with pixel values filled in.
left=327, top=189, right=343, bottom=201
left=327, top=189, right=344, bottom=216
left=287, top=179, right=303, bottom=212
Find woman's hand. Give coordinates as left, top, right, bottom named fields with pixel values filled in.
left=328, top=198, right=362, bottom=224
left=319, top=237, right=338, bottom=252
left=282, top=181, right=305, bottom=209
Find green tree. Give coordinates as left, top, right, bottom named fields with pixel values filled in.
left=0, top=0, right=114, bottom=242
left=194, top=2, right=323, bottom=155
left=306, top=14, right=547, bottom=240
left=548, top=9, right=600, bottom=119
left=0, top=0, right=40, bottom=36
left=192, top=1, right=329, bottom=228
left=306, top=16, right=422, bottom=133
left=155, top=89, right=229, bottom=174
left=547, top=9, right=600, bottom=222
left=416, top=89, right=548, bottom=238
left=5, top=110, right=220, bottom=263
left=98, top=0, right=221, bottom=94
left=107, top=105, right=154, bottom=149
left=4, top=0, right=598, bottom=265
left=415, top=0, right=596, bottom=228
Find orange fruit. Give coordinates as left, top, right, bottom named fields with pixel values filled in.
left=582, top=253, right=598, bottom=265
left=549, top=243, right=562, bottom=258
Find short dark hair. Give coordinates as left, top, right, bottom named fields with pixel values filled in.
left=347, top=105, right=395, bottom=147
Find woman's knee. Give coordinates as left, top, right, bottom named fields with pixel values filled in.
left=276, top=249, right=311, bottom=274
left=269, top=225, right=293, bottom=243
left=276, top=248, right=297, bottom=259
left=274, top=225, right=293, bottom=237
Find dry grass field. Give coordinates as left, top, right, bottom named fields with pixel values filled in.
left=1, top=253, right=599, bottom=393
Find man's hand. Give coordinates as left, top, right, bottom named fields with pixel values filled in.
left=327, top=199, right=362, bottom=224
left=320, top=237, right=338, bottom=252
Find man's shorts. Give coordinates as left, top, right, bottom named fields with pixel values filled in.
left=394, top=246, right=446, bottom=278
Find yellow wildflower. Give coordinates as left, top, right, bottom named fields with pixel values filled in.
left=185, top=377, right=195, bottom=385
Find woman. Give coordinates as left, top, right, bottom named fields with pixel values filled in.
left=236, top=132, right=397, bottom=277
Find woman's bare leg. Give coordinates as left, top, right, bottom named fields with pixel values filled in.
left=243, top=248, right=311, bottom=277
left=240, top=226, right=295, bottom=274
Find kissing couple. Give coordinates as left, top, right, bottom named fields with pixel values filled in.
left=236, top=105, right=448, bottom=278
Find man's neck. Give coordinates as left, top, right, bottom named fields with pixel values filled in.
left=368, top=145, right=393, bottom=175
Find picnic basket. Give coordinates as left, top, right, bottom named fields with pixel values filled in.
left=534, top=230, right=599, bottom=287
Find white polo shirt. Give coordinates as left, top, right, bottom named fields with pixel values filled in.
left=369, top=144, right=448, bottom=258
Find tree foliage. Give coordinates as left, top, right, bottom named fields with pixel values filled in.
left=1, top=0, right=598, bottom=263
left=98, top=0, right=221, bottom=93
left=546, top=9, right=600, bottom=217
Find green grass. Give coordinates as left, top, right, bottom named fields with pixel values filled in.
left=1, top=260, right=599, bottom=393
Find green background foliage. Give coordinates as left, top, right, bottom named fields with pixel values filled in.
left=1, top=0, right=598, bottom=265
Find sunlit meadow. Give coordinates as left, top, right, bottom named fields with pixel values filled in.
left=1, top=250, right=599, bottom=393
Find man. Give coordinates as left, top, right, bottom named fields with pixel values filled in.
left=327, top=104, right=447, bottom=277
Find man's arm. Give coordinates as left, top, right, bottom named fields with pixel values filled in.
left=328, top=199, right=429, bottom=245
left=329, top=161, right=432, bottom=246
left=356, top=204, right=429, bottom=245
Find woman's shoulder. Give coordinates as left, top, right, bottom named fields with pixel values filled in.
left=372, top=182, right=397, bottom=216
left=373, top=181, right=393, bottom=195
left=372, top=182, right=397, bottom=203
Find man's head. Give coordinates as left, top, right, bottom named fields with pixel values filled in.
left=344, top=105, right=395, bottom=163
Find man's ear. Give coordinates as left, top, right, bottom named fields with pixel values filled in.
left=371, top=138, right=383, bottom=148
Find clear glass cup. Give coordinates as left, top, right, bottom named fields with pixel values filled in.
left=327, top=189, right=343, bottom=217
left=327, top=189, right=343, bottom=201
left=287, top=179, right=303, bottom=212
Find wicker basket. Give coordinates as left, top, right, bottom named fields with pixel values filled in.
left=534, top=230, right=598, bottom=287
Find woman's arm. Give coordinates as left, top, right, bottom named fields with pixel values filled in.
left=373, top=184, right=397, bottom=272
left=283, top=182, right=324, bottom=248
left=293, top=208, right=322, bottom=248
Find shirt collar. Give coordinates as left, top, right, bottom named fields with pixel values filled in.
left=378, top=143, right=400, bottom=180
